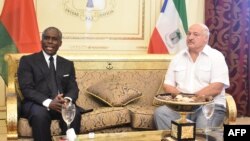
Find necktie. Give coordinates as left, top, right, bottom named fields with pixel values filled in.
left=49, top=56, right=58, bottom=96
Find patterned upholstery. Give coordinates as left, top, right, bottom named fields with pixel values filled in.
left=18, top=118, right=61, bottom=137
left=17, top=70, right=165, bottom=137
left=127, top=105, right=156, bottom=129
left=81, top=107, right=131, bottom=133
left=76, top=70, right=165, bottom=108
left=86, top=75, right=142, bottom=107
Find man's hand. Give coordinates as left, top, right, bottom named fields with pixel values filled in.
left=49, top=94, right=64, bottom=112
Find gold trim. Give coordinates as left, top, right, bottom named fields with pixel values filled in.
left=225, top=93, right=237, bottom=124
left=6, top=88, right=18, bottom=140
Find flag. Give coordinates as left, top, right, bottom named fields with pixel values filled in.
left=148, top=0, right=188, bottom=54
left=0, top=0, right=41, bottom=84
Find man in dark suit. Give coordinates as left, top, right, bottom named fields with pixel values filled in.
left=18, top=27, right=81, bottom=141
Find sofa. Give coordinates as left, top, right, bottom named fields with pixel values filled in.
left=4, top=53, right=237, bottom=140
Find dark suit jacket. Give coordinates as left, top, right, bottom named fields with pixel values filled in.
left=17, top=51, right=79, bottom=111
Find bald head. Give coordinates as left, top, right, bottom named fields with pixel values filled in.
left=190, top=23, right=210, bottom=38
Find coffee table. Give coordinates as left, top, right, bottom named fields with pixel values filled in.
left=53, top=129, right=223, bottom=141
left=53, top=130, right=164, bottom=141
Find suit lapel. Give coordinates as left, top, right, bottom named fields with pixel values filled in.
left=36, top=52, right=56, bottom=96
left=36, top=52, right=50, bottom=75
left=56, top=56, right=64, bottom=76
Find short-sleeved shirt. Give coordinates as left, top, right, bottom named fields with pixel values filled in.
left=164, top=45, right=230, bottom=107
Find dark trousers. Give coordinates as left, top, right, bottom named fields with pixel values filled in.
left=21, top=102, right=81, bottom=141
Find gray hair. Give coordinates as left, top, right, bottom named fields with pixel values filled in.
left=42, top=26, right=62, bottom=40
left=198, top=23, right=210, bottom=38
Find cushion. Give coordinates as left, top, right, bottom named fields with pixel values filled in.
left=80, top=107, right=131, bottom=133
left=127, top=105, right=156, bottom=129
left=86, top=75, right=142, bottom=107
left=18, top=108, right=131, bottom=136
left=18, top=118, right=61, bottom=137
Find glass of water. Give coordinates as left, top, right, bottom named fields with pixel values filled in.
left=202, top=102, right=215, bottom=133
left=62, top=102, right=76, bottom=130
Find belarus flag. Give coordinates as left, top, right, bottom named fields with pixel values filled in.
left=148, top=0, right=188, bottom=54
left=0, top=0, right=41, bottom=84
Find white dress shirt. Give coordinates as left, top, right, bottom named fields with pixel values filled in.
left=164, top=45, right=230, bottom=107
left=41, top=51, right=72, bottom=109
left=42, top=51, right=57, bottom=109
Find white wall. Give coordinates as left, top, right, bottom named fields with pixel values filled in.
left=0, top=0, right=205, bottom=26
left=186, top=0, right=205, bottom=26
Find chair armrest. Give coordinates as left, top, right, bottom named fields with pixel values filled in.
left=6, top=87, right=18, bottom=140
left=224, top=93, right=237, bottom=124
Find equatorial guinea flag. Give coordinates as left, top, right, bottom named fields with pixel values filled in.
left=0, top=0, right=41, bottom=84
left=148, top=0, right=188, bottom=54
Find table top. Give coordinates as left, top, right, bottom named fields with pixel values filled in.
left=53, top=129, right=223, bottom=141
left=53, top=130, right=164, bottom=141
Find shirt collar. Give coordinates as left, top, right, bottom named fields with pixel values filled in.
left=42, top=51, right=57, bottom=61
left=182, top=44, right=211, bottom=57
left=201, top=44, right=211, bottom=56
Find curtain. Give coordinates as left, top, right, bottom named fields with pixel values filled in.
left=205, top=0, right=250, bottom=116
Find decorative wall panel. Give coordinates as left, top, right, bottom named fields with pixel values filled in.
left=36, top=0, right=160, bottom=53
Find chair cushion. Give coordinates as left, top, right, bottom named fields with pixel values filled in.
left=127, top=105, right=156, bottom=129
left=18, top=107, right=131, bottom=136
left=18, top=118, right=61, bottom=137
left=81, top=107, right=131, bottom=133
left=86, top=75, right=142, bottom=107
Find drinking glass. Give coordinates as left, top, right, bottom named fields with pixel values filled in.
left=62, top=102, right=76, bottom=130
left=202, top=102, right=215, bottom=133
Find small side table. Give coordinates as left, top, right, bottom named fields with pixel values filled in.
left=161, top=128, right=223, bottom=141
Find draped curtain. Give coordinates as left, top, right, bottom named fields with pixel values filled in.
left=205, top=0, right=250, bottom=116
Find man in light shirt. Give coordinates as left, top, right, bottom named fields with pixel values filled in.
left=154, top=23, right=230, bottom=129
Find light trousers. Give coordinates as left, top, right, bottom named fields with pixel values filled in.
left=154, top=104, right=226, bottom=130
